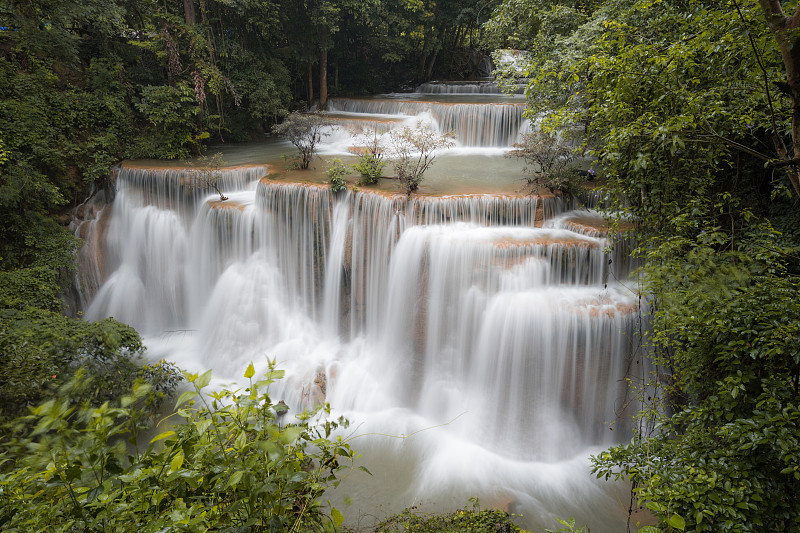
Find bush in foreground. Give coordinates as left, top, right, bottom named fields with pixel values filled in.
left=0, top=363, right=355, bottom=532
left=374, top=499, right=524, bottom=532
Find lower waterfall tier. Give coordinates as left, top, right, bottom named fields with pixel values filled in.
left=78, top=168, right=645, bottom=532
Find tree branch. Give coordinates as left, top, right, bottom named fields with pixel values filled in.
left=732, top=0, right=782, bottom=150
left=696, top=133, right=772, bottom=161
left=758, top=0, right=788, bottom=30
left=765, top=157, right=800, bottom=168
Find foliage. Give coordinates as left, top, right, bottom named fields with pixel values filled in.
left=354, top=151, right=387, bottom=185
left=327, top=158, right=349, bottom=193
left=592, top=235, right=800, bottom=532
left=508, top=129, right=581, bottom=195
left=389, top=121, right=455, bottom=194
left=0, top=306, right=181, bottom=423
left=191, top=152, right=229, bottom=201
left=0, top=363, right=357, bottom=532
left=0, top=266, right=64, bottom=312
left=0, top=262, right=181, bottom=425
left=375, top=499, right=523, bottom=532
left=132, top=82, right=206, bottom=160
left=487, top=0, right=800, bottom=530
left=272, top=112, right=333, bottom=169
left=545, top=516, right=589, bottom=533
left=353, top=128, right=387, bottom=185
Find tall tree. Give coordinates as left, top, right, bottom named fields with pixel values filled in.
left=183, top=0, right=196, bottom=24
left=757, top=0, right=800, bottom=197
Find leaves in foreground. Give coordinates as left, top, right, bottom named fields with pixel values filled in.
left=0, top=362, right=356, bottom=532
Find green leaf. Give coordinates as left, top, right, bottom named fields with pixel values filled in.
left=244, top=362, right=255, bottom=379
left=280, top=426, right=303, bottom=444
left=226, top=470, right=243, bottom=489
left=194, top=418, right=212, bottom=436
left=266, top=369, right=285, bottom=381
left=170, top=453, right=184, bottom=472
left=331, top=507, right=344, bottom=528
left=668, top=513, right=686, bottom=531
left=175, top=390, right=198, bottom=408
left=150, top=430, right=176, bottom=444
left=195, top=369, right=213, bottom=389
left=358, top=465, right=373, bottom=476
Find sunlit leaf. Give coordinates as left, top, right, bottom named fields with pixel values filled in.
left=331, top=507, right=344, bottom=528
left=150, top=430, right=175, bottom=444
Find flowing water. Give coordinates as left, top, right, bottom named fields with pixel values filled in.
left=77, top=85, right=645, bottom=532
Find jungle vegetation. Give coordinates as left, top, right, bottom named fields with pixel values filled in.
left=1, top=0, right=800, bottom=531
left=487, top=0, right=800, bottom=530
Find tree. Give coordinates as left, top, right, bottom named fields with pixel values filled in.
left=593, top=240, right=800, bottom=532
left=0, top=266, right=182, bottom=424
left=191, top=152, right=228, bottom=201
left=757, top=0, right=800, bottom=198
left=389, top=121, right=455, bottom=194
left=486, top=0, right=800, bottom=529
left=507, top=129, right=580, bottom=195
left=272, top=112, right=332, bottom=169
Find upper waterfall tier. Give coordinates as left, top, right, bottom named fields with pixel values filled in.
left=326, top=97, right=527, bottom=147
left=417, top=81, right=505, bottom=94
left=416, top=81, right=528, bottom=95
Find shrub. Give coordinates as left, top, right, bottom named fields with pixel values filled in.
left=353, top=151, right=387, bottom=185
left=353, top=128, right=387, bottom=185
left=327, top=158, right=349, bottom=192
left=0, top=362, right=356, bottom=532
left=0, top=306, right=181, bottom=423
left=375, top=499, right=523, bottom=532
left=507, top=129, right=581, bottom=195
left=389, top=121, right=455, bottom=194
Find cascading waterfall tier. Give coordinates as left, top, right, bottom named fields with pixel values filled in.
left=81, top=163, right=642, bottom=532
left=417, top=81, right=505, bottom=94
left=326, top=97, right=527, bottom=147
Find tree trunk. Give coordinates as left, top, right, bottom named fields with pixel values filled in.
left=320, top=48, right=328, bottom=110
left=758, top=0, right=800, bottom=197
left=425, top=49, right=438, bottom=81
left=307, top=61, right=314, bottom=110
left=183, top=0, right=196, bottom=25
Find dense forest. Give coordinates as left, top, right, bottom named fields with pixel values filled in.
left=1, top=0, right=799, bottom=531
left=490, top=0, right=800, bottom=531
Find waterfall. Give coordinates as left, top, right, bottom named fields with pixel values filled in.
left=417, top=81, right=505, bottom=94
left=326, top=98, right=527, bottom=147
left=81, top=161, right=642, bottom=531
left=79, top=85, right=642, bottom=532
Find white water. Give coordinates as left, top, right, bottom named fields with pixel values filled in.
left=417, top=81, right=505, bottom=94
left=326, top=97, right=528, bottom=148
left=79, top=86, right=644, bottom=532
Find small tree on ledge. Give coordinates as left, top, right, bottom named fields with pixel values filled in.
left=192, top=152, right=228, bottom=201
left=272, top=111, right=332, bottom=169
left=507, top=129, right=580, bottom=196
left=390, top=121, right=455, bottom=195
